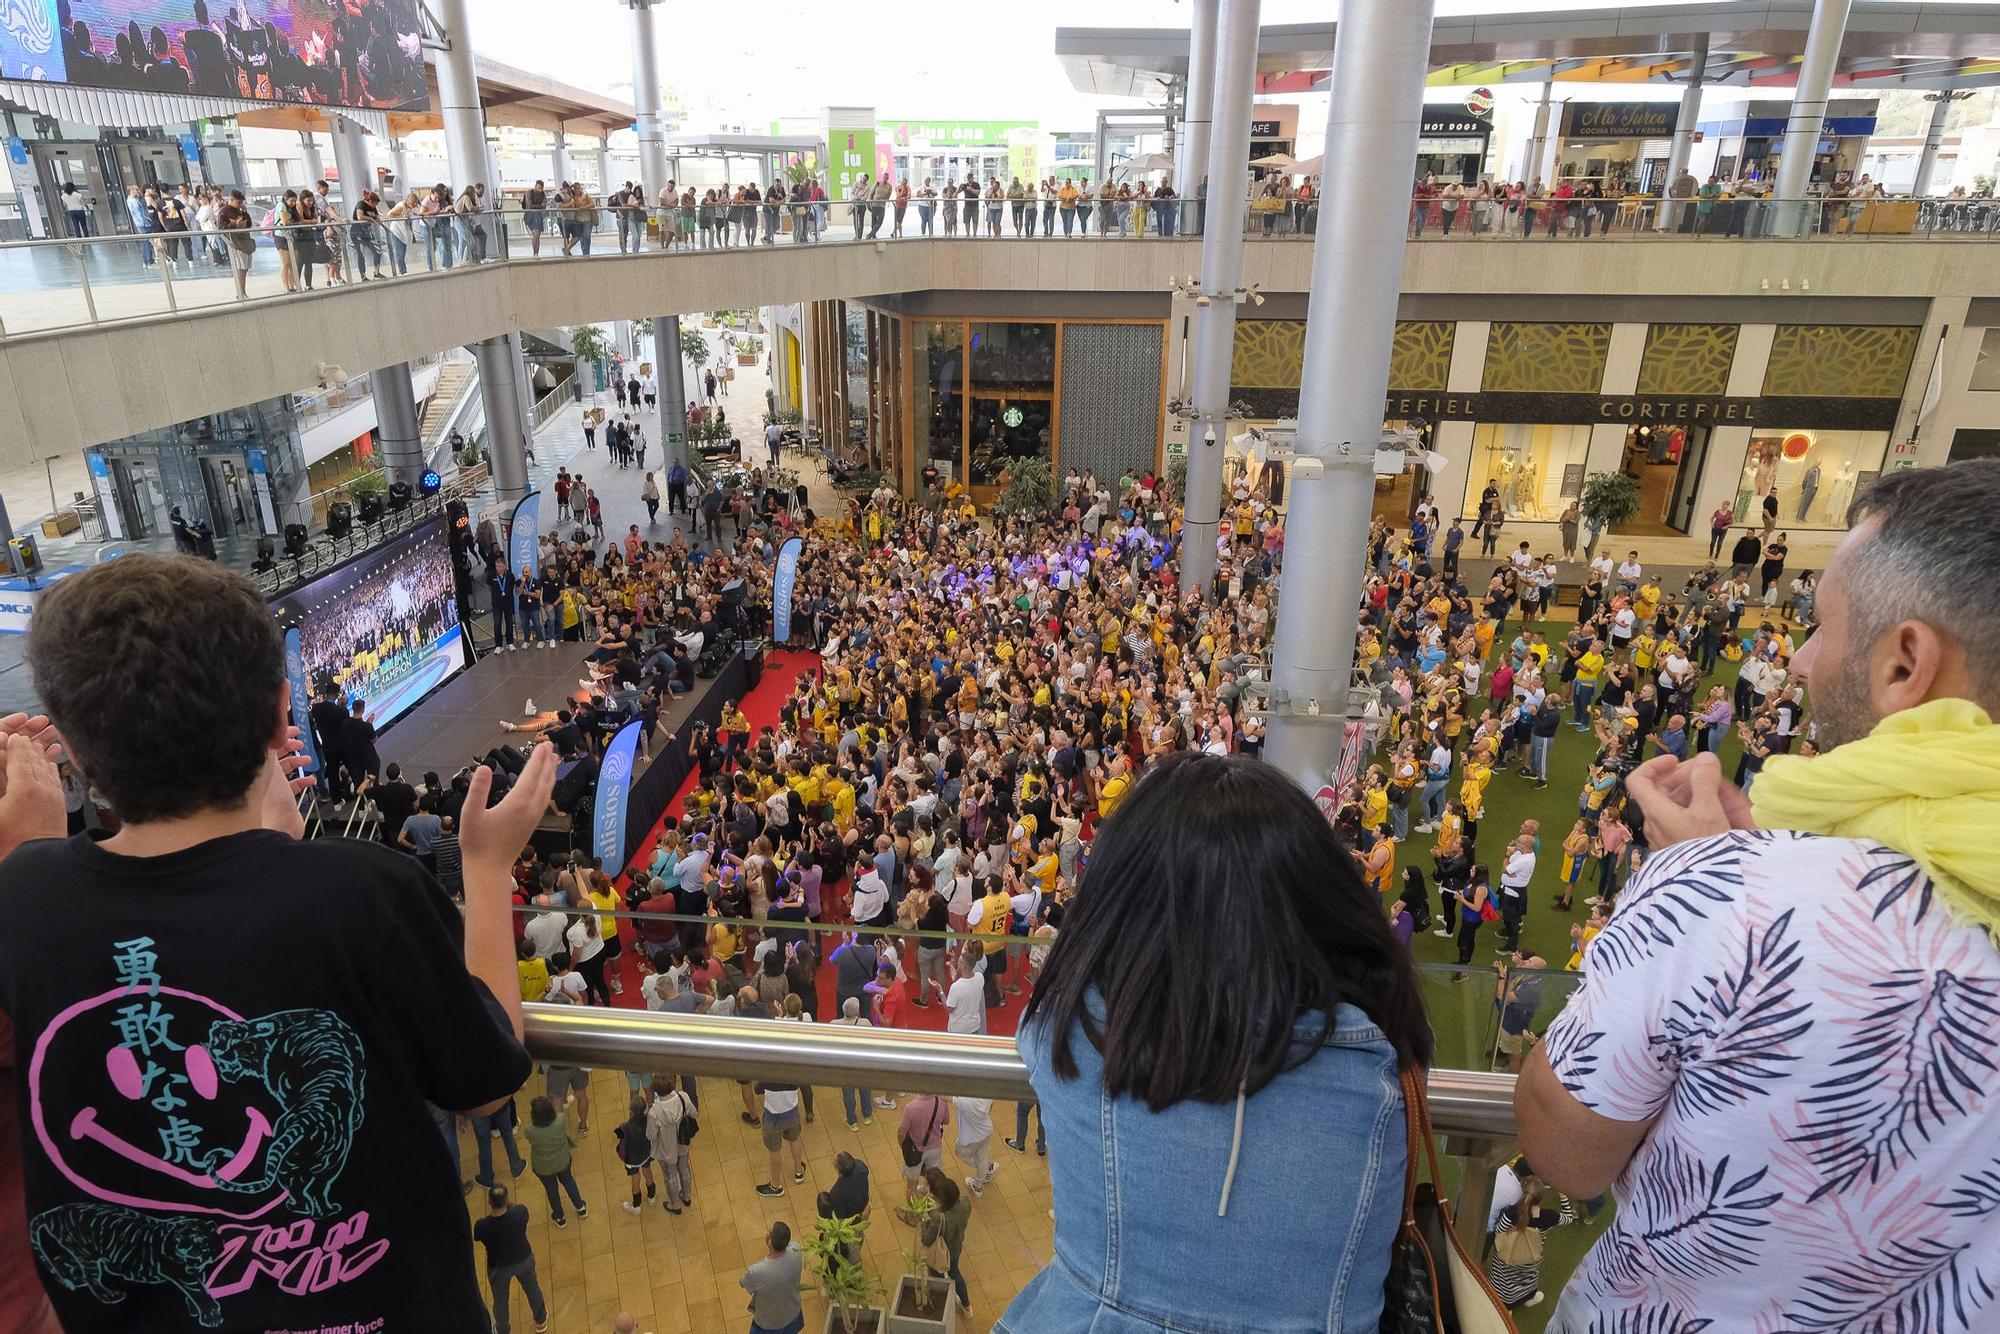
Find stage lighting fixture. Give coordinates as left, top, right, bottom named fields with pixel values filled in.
left=356, top=491, right=386, bottom=523
left=388, top=481, right=415, bottom=511
left=326, top=502, right=353, bottom=540
left=283, top=523, right=310, bottom=558
left=419, top=469, right=442, bottom=496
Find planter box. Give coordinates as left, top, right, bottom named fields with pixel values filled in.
left=822, top=1306, right=886, bottom=1334
left=887, top=1275, right=956, bottom=1333
left=737, top=353, right=758, bottom=366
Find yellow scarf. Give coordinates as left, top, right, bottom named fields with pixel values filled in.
left=1751, top=698, right=2000, bottom=940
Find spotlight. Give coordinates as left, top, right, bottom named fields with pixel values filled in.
left=387, top=480, right=415, bottom=511
left=356, top=491, right=386, bottom=523
left=326, top=501, right=353, bottom=540
left=283, top=523, right=310, bottom=558
left=419, top=469, right=443, bottom=496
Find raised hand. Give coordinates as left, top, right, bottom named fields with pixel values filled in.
left=460, top=743, right=558, bottom=884
left=1624, top=751, right=1756, bottom=849
left=0, top=733, right=67, bottom=859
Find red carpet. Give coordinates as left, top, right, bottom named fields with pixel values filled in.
left=600, top=648, right=1027, bottom=1037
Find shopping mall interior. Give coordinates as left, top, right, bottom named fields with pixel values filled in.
left=4, top=1, right=2000, bottom=1332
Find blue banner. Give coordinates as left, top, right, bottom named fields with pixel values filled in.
left=284, top=626, right=321, bottom=777
left=771, top=536, right=803, bottom=645
left=508, top=491, right=541, bottom=583
left=593, top=718, right=644, bottom=874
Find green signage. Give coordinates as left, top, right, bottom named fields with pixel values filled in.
left=830, top=122, right=877, bottom=198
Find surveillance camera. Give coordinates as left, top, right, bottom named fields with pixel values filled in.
left=1195, top=294, right=1211, bottom=307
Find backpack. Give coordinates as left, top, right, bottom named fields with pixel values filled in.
left=673, top=1094, right=700, bottom=1145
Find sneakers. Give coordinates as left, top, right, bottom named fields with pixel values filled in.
left=794, top=1166, right=807, bottom=1183
left=875, top=1095, right=897, bottom=1109
left=577, top=1203, right=588, bottom=1218
left=1005, top=1138, right=1026, bottom=1153
left=1433, top=927, right=1452, bottom=937
left=847, top=1121, right=860, bottom=1133
left=860, top=1114, right=874, bottom=1126
left=664, top=1202, right=682, bottom=1214
left=756, top=1183, right=784, bottom=1197
left=524, top=698, right=536, bottom=715
left=1524, top=1292, right=1545, bottom=1309
left=964, top=1175, right=984, bottom=1197
left=553, top=1214, right=568, bottom=1228
left=623, top=1200, right=641, bottom=1214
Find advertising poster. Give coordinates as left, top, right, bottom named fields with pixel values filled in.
left=55, top=0, right=427, bottom=110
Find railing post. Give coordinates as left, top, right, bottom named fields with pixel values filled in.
left=76, top=242, right=99, bottom=325
left=158, top=246, right=178, bottom=312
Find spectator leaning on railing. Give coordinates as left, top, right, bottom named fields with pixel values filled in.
left=1516, top=460, right=2000, bottom=1332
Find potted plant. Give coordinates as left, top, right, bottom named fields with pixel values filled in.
left=1578, top=469, right=1641, bottom=557
left=804, top=1215, right=885, bottom=1334
left=886, top=1193, right=955, bottom=1333
left=995, top=457, right=1056, bottom=516
left=568, top=323, right=608, bottom=391
left=736, top=335, right=761, bottom=367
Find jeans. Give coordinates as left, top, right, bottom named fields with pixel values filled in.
left=658, top=1143, right=691, bottom=1209
left=473, top=1108, right=526, bottom=1184
left=487, top=1255, right=547, bottom=1333
left=1420, top=780, right=1448, bottom=824
left=1013, top=1100, right=1044, bottom=1150
left=1388, top=795, right=1409, bottom=841
left=385, top=228, right=409, bottom=275
left=1529, top=735, right=1552, bottom=781
left=839, top=1086, right=875, bottom=1126
left=351, top=223, right=382, bottom=275
left=918, top=203, right=933, bottom=234
left=425, top=222, right=454, bottom=270
left=1572, top=682, right=1597, bottom=726
left=535, top=1166, right=584, bottom=1221
left=917, top=944, right=948, bottom=1000
left=1709, top=528, right=1728, bottom=559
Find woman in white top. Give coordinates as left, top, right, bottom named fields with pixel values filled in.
left=566, top=912, right=611, bottom=1005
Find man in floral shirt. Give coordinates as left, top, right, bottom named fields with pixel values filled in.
left=1518, top=462, right=2000, bottom=1332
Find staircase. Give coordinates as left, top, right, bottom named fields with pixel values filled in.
left=419, top=358, right=475, bottom=446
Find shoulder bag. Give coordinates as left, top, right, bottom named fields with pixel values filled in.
left=1379, top=1066, right=1516, bottom=1334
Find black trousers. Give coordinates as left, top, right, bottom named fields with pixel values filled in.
left=1456, top=916, right=1482, bottom=965
left=1499, top=894, right=1524, bottom=952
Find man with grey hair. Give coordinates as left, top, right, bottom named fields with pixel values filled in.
left=1517, top=460, right=2000, bottom=1331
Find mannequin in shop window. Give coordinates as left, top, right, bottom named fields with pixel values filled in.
left=1827, top=462, right=1857, bottom=525
left=1795, top=460, right=1822, bottom=520
left=1513, top=458, right=1541, bottom=519
left=1498, top=455, right=1518, bottom=516
left=1736, top=455, right=1759, bottom=521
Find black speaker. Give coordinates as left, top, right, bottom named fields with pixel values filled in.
left=387, top=481, right=414, bottom=511
left=356, top=491, right=385, bottom=523
left=283, top=523, right=310, bottom=557
left=325, top=502, right=353, bottom=539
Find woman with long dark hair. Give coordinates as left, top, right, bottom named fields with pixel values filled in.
left=996, top=754, right=1431, bottom=1333
left=1452, top=862, right=1495, bottom=967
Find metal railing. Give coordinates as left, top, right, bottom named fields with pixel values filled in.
left=0, top=192, right=1990, bottom=340
left=518, top=1002, right=1519, bottom=1137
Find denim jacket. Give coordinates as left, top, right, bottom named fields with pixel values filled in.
left=996, top=996, right=1406, bottom=1333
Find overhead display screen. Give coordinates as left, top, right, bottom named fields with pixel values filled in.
left=3, top=1, right=430, bottom=110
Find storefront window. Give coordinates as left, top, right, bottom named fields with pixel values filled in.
left=1459, top=423, right=1590, bottom=520
left=970, top=322, right=1055, bottom=393
left=1737, top=430, right=1886, bottom=530
left=844, top=307, right=868, bottom=442
left=967, top=322, right=1055, bottom=485
left=914, top=322, right=965, bottom=484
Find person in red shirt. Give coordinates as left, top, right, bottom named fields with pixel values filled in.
left=871, top=962, right=909, bottom=1030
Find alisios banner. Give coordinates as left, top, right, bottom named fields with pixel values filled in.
left=771, top=535, right=802, bottom=645
left=507, top=490, right=540, bottom=583
left=283, top=625, right=321, bottom=778
left=593, top=718, right=643, bottom=874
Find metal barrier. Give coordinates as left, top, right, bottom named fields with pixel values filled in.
left=518, top=1002, right=1520, bottom=1138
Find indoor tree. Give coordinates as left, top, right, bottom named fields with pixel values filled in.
left=568, top=324, right=609, bottom=391
left=1579, top=469, right=1641, bottom=556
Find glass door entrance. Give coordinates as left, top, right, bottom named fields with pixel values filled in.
left=967, top=396, right=1052, bottom=492
left=1620, top=422, right=1713, bottom=535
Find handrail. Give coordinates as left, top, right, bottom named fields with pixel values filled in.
left=519, top=1003, right=1520, bottom=1138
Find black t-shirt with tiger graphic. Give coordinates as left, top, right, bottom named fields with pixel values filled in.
left=0, top=829, right=530, bottom=1331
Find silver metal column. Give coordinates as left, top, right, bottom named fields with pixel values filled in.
left=1657, top=35, right=1709, bottom=231
left=1773, top=0, right=1853, bottom=234
left=626, top=0, right=671, bottom=208
left=551, top=125, right=571, bottom=184
left=657, top=315, right=690, bottom=465
left=434, top=0, right=489, bottom=190
left=1179, top=0, right=1261, bottom=595
left=328, top=115, right=373, bottom=208
left=472, top=336, right=531, bottom=506
left=1262, top=0, right=1436, bottom=792
left=1176, top=0, right=1220, bottom=233
left=1913, top=92, right=1963, bottom=199
left=509, top=331, right=534, bottom=438
left=389, top=137, right=411, bottom=193
left=372, top=362, right=426, bottom=487
left=595, top=144, right=610, bottom=192
left=297, top=131, right=324, bottom=186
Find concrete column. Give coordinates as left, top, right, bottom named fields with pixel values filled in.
left=595, top=144, right=611, bottom=192
left=1913, top=93, right=1959, bottom=198
left=1263, top=0, right=1436, bottom=792
left=627, top=0, right=671, bottom=209
left=1176, top=0, right=1220, bottom=233
left=509, top=331, right=534, bottom=435
left=472, top=335, right=531, bottom=506
left=389, top=137, right=411, bottom=193
left=1523, top=81, right=1553, bottom=184
left=1657, top=34, right=1709, bottom=231
left=327, top=116, right=373, bottom=209
left=434, top=0, right=489, bottom=190
left=1093, top=114, right=1109, bottom=188
left=1179, top=0, right=1261, bottom=595
left=552, top=125, right=571, bottom=184
left=372, top=362, right=426, bottom=487
left=298, top=131, right=325, bottom=186
left=1773, top=0, right=1853, bottom=234
left=656, top=315, right=690, bottom=465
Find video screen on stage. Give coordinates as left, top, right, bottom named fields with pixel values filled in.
left=270, top=518, right=468, bottom=731
left=15, top=1, right=429, bottom=109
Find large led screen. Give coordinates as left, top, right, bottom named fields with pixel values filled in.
left=269, top=518, right=468, bottom=731
left=25, top=1, right=428, bottom=109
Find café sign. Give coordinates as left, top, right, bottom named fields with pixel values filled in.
left=1563, top=102, right=1679, bottom=141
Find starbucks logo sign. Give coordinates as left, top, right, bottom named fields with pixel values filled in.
left=1002, top=406, right=1024, bottom=428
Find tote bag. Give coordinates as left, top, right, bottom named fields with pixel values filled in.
left=1380, top=1066, right=1516, bottom=1334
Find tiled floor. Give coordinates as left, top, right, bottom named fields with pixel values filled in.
left=454, top=1068, right=1053, bottom=1333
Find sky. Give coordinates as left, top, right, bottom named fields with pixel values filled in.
left=465, top=0, right=1771, bottom=135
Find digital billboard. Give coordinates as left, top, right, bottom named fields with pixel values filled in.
left=23, top=0, right=428, bottom=110
left=269, top=518, right=469, bottom=732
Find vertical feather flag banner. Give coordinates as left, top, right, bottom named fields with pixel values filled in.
left=284, top=626, right=321, bottom=778
left=508, top=491, right=541, bottom=582
left=593, top=719, right=644, bottom=874
left=772, top=535, right=804, bottom=644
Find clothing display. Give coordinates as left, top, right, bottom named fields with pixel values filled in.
left=1795, top=461, right=1821, bottom=520
left=1827, top=464, right=1857, bottom=524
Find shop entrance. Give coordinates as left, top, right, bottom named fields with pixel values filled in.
left=966, top=395, right=1053, bottom=495
left=31, top=142, right=119, bottom=238
left=198, top=454, right=263, bottom=540
left=1620, top=423, right=1714, bottom=535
